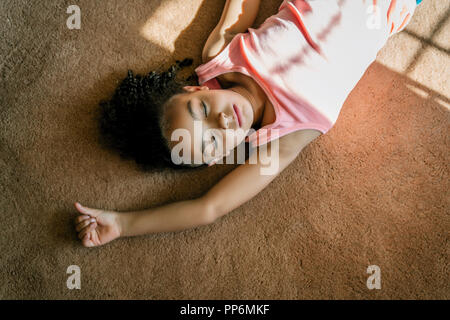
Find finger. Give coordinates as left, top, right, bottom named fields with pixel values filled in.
left=75, top=215, right=91, bottom=224
left=75, top=202, right=104, bottom=218
left=76, top=220, right=90, bottom=232
left=78, top=222, right=97, bottom=240
left=82, top=234, right=95, bottom=248
left=86, top=224, right=98, bottom=247
left=82, top=231, right=92, bottom=242
left=76, top=218, right=96, bottom=232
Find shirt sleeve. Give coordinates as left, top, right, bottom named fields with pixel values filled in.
left=278, top=0, right=312, bottom=13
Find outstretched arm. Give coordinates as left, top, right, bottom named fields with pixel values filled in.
left=74, top=129, right=321, bottom=247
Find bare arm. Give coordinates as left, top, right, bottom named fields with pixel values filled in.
left=116, top=138, right=296, bottom=236
left=120, top=198, right=213, bottom=236
left=217, top=0, right=261, bottom=35
left=74, top=129, right=321, bottom=247
left=202, top=0, right=261, bottom=63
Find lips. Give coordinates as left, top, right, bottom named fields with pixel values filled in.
left=233, top=104, right=242, bottom=127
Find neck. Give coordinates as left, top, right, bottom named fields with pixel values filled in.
left=229, top=84, right=265, bottom=128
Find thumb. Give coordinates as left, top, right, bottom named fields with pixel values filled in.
left=74, top=202, right=104, bottom=218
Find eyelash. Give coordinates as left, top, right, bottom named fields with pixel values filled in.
left=202, top=101, right=218, bottom=147
left=202, top=101, right=207, bottom=117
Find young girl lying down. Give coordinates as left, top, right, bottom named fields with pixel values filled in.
left=74, top=0, right=421, bottom=247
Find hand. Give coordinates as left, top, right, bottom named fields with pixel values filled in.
left=74, top=202, right=122, bottom=247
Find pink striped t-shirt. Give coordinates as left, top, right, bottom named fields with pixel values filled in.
left=194, top=0, right=417, bottom=148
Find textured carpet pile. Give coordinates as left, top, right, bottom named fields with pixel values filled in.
left=0, top=0, right=448, bottom=299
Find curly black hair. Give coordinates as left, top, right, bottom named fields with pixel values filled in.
left=97, top=58, right=201, bottom=171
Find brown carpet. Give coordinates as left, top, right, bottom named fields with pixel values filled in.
left=0, top=0, right=448, bottom=299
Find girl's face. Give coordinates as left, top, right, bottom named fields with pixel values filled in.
left=164, top=85, right=254, bottom=166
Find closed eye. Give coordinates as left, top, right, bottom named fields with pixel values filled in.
left=202, top=101, right=207, bottom=117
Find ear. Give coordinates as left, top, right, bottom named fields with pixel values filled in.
left=183, top=85, right=210, bottom=93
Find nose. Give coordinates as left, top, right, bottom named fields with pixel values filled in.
left=218, top=112, right=231, bottom=129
